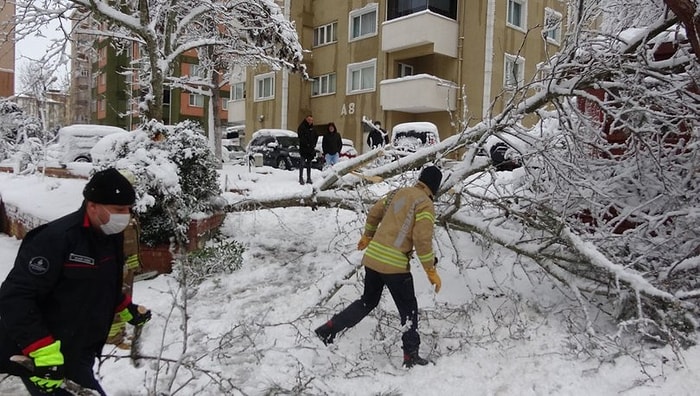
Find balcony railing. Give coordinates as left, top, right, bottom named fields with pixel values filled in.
left=381, top=11, right=458, bottom=58
left=380, top=74, right=457, bottom=113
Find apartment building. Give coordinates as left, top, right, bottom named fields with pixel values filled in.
left=231, top=0, right=568, bottom=151
left=69, top=12, right=229, bottom=130
left=0, top=2, right=15, bottom=98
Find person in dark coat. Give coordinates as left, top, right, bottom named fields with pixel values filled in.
left=297, top=114, right=318, bottom=184
left=322, top=122, right=343, bottom=167
left=489, top=141, right=521, bottom=171
left=367, top=120, right=387, bottom=149
left=0, top=168, right=152, bottom=395
left=315, top=166, right=443, bottom=368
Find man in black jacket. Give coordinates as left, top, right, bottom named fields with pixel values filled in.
left=297, top=114, right=318, bottom=184
left=0, top=168, right=152, bottom=395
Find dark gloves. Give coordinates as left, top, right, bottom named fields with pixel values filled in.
left=118, top=303, right=152, bottom=326
left=28, top=340, right=64, bottom=393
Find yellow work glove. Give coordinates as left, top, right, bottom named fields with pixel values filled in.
left=28, top=340, right=64, bottom=393
left=425, top=267, right=441, bottom=293
left=357, top=235, right=371, bottom=250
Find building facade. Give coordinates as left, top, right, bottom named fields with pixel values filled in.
left=230, top=0, right=568, bottom=151
left=0, top=2, right=15, bottom=98
left=69, top=12, right=229, bottom=131
left=15, top=91, right=69, bottom=130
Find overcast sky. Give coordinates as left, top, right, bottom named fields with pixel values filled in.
left=14, top=18, right=70, bottom=95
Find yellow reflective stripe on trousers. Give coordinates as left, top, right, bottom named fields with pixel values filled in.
left=415, top=211, right=435, bottom=223
left=365, top=223, right=378, bottom=232
left=365, top=241, right=409, bottom=268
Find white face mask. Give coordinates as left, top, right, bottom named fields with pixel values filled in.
left=100, top=208, right=131, bottom=235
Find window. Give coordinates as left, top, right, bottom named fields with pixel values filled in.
left=504, top=54, right=525, bottom=89
left=221, top=98, right=228, bottom=110
left=387, top=0, right=458, bottom=20
left=79, top=69, right=89, bottom=78
left=543, top=8, right=562, bottom=44
left=507, top=0, right=527, bottom=30
left=347, top=59, right=376, bottom=94
left=189, top=94, right=204, bottom=107
left=349, top=4, right=377, bottom=41
left=254, top=73, right=275, bottom=101
left=232, top=82, right=245, bottom=101
left=312, top=73, right=337, bottom=96
left=314, top=22, right=338, bottom=47
left=398, top=63, right=414, bottom=77
left=190, top=64, right=207, bottom=78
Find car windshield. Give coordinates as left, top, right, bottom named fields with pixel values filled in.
left=395, top=130, right=429, bottom=144
left=276, top=136, right=299, bottom=148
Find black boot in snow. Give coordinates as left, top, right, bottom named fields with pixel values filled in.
left=314, top=321, right=336, bottom=345
left=403, top=351, right=429, bottom=368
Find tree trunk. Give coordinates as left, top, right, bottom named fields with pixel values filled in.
left=664, top=0, right=700, bottom=61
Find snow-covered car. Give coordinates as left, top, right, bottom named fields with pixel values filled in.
left=222, top=144, right=246, bottom=164
left=246, top=129, right=323, bottom=170
left=390, top=122, right=440, bottom=156
left=315, top=137, right=358, bottom=161
left=48, top=124, right=127, bottom=165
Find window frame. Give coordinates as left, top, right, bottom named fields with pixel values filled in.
left=543, top=7, right=562, bottom=45
left=232, top=82, right=245, bottom=101
left=188, top=93, right=205, bottom=108
left=507, top=0, right=527, bottom=31
left=504, top=54, right=525, bottom=90
left=349, top=4, right=378, bottom=42
left=398, top=63, right=414, bottom=78
left=254, top=72, right=275, bottom=101
left=311, top=73, right=337, bottom=97
left=313, top=21, right=338, bottom=47
left=346, top=59, right=377, bottom=95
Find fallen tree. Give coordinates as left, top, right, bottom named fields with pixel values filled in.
left=223, top=6, right=700, bottom=347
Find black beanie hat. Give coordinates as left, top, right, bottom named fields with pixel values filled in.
left=418, top=166, right=442, bottom=196
left=83, top=168, right=136, bottom=205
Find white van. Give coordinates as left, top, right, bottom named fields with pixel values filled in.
left=49, top=124, right=127, bottom=165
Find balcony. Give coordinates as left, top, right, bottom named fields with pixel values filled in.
left=227, top=99, right=245, bottom=123
left=380, top=74, right=457, bottom=113
left=381, top=11, right=458, bottom=58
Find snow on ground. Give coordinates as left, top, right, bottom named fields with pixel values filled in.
left=1, top=164, right=700, bottom=395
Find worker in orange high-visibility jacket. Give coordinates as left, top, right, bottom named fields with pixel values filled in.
left=315, top=166, right=442, bottom=368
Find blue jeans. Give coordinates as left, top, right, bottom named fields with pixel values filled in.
left=325, top=153, right=340, bottom=166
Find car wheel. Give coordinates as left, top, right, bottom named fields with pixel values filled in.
left=74, top=156, right=91, bottom=163
left=277, top=157, right=288, bottom=170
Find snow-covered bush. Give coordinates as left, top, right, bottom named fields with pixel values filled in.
left=181, top=239, right=245, bottom=287
left=94, top=120, right=222, bottom=246
left=0, top=101, right=48, bottom=164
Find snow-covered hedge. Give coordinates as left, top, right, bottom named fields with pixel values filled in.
left=93, top=120, right=221, bottom=246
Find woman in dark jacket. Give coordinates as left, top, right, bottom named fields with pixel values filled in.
left=322, top=122, right=343, bottom=167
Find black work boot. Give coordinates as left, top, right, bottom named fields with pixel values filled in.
left=403, top=351, right=429, bottom=368
left=314, top=321, right=336, bottom=345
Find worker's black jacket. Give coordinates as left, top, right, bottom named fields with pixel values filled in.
left=0, top=203, right=128, bottom=375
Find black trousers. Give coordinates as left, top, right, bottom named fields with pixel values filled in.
left=330, top=267, right=420, bottom=353
left=20, top=352, right=106, bottom=396
left=298, top=157, right=313, bottom=181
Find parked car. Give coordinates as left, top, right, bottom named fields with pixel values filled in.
left=390, top=122, right=440, bottom=156
left=222, top=144, right=246, bottom=164
left=246, top=129, right=323, bottom=170
left=48, top=124, right=128, bottom=165
left=315, top=137, right=358, bottom=161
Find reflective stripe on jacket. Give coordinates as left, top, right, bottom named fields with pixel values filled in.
left=361, top=182, right=436, bottom=274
